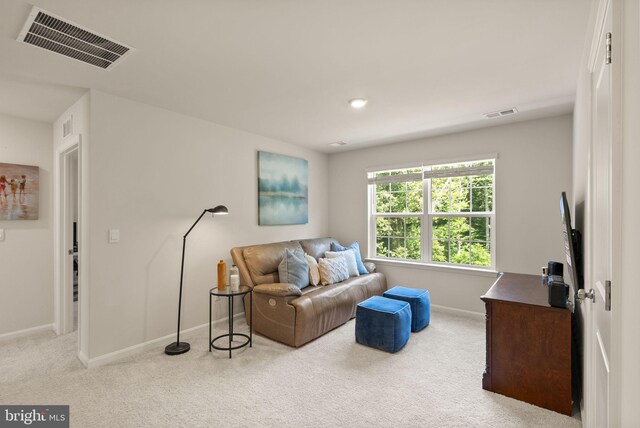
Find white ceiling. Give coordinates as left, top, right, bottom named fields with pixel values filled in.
left=0, top=0, right=590, bottom=153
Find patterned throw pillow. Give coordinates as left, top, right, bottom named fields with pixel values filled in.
left=305, top=253, right=321, bottom=286
left=330, top=241, right=368, bottom=275
left=278, top=248, right=310, bottom=289
left=318, top=257, right=349, bottom=286
left=325, top=249, right=359, bottom=277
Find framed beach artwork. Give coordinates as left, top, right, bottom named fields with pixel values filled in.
left=0, top=162, right=39, bottom=220
left=258, top=151, right=308, bottom=225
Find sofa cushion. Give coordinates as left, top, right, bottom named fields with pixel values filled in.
left=290, top=272, right=388, bottom=346
left=318, top=256, right=349, bottom=285
left=300, top=238, right=338, bottom=261
left=331, top=241, right=368, bottom=275
left=279, top=248, right=310, bottom=289
left=325, top=249, right=359, bottom=278
left=243, top=241, right=304, bottom=285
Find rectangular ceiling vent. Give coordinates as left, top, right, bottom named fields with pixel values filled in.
left=484, top=107, right=518, bottom=119
left=17, top=6, right=134, bottom=70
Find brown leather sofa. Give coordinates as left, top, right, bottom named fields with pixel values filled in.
left=230, top=237, right=387, bottom=347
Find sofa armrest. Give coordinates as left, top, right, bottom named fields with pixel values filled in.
left=253, top=283, right=302, bottom=297
left=364, top=261, right=377, bottom=273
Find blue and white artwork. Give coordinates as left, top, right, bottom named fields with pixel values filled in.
left=258, top=151, right=308, bottom=225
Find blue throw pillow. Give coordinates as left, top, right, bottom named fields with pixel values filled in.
left=331, top=241, right=368, bottom=275
left=278, top=248, right=310, bottom=289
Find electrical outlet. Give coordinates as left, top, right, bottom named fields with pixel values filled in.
left=0, top=229, right=4, bottom=241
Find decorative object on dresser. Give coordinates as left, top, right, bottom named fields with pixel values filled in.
left=481, top=272, right=572, bottom=415
left=165, top=205, right=229, bottom=356
left=257, top=151, right=308, bottom=225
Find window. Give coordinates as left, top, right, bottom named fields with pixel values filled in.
left=368, top=159, right=495, bottom=269
left=371, top=168, right=423, bottom=260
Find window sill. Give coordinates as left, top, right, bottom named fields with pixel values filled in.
left=365, top=257, right=499, bottom=278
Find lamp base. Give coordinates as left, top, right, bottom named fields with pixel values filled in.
left=165, top=341, right=190, bottom=355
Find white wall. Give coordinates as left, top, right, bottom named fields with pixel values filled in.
left=0, top=114, right=53, bottom=335
left=329, top=115, right=573, bottom=313
left=85, top=90, right=328, bottom=358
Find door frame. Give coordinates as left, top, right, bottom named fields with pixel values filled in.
left=53, top=133, right=87, bottom=362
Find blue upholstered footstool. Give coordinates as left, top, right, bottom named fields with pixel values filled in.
left=355, top=296, right=411, bottom=353
left=384, top=286, right=431, bottom=332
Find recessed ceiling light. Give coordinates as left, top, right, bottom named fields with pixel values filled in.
left=349, top=98, right=368, bottom=109
left=329, top=141, right=347, bottom=147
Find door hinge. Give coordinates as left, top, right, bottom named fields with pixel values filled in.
left=605, top=32, right=612, bottom=64
left=605, top=280, right=611, bottom=311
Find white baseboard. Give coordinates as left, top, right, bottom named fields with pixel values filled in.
left=431, top=304, right=485, bottom=320
left=85, top=313, right=245, bottom=369
left=78, top=351, right=89, bottom=368
left=0, top=323, right=54, bottom=342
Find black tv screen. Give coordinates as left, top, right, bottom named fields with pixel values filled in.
left=560, top=192, right=582, bottom=292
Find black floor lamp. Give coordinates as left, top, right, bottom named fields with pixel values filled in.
left=165, top=205, right=229, bottom=356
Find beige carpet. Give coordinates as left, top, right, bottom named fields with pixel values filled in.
left=0, top=309, right=580, bottom=428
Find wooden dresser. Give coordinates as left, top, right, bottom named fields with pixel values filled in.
left=481, top=272, right=572, bottom=415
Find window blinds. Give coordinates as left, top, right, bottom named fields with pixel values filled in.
left=423, top=165, right=494, bottom=179
left=367, top=172, right=422, bottom=185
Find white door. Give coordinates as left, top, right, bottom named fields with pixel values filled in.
left=588, top=1, right=613, bottom=425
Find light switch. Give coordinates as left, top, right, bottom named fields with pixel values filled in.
left=108, top=229, right=120, bottom=243
left=0, top=229, right=4, bottom=241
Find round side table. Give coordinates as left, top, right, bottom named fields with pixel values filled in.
left=209, top=285, right=252, bottom=358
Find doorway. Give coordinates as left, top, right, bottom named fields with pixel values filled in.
left=54, top=133, right=85, bottom=361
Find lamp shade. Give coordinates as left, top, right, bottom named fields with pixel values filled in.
left=207, top=205, right=228, bottom=215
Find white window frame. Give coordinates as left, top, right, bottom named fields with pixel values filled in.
left=367, top=156, right=497, bottom=272
left=367, top=165, right=424, bottom=262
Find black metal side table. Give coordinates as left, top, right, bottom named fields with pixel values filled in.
left=209, top=285, right=252, bottom=358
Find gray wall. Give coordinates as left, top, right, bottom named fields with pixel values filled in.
left=328, top=114, right=573, bottom=313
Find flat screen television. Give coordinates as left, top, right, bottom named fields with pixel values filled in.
left=560, top=192, right=583, bottom=295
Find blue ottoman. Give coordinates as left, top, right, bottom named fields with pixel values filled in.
left=384, top=286, right=431, bottom=332
left=355, top=296, right=411, bottom=353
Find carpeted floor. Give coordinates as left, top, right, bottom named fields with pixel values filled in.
left=0, top=309, right=581, bottom=428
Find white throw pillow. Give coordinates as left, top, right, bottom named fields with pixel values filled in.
left=318, top=257, right=349, bottom=286
left=305, top=253, right=321, bottom=286
left=325, top=249, right=360, bottom=278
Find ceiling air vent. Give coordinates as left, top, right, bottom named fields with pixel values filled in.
left=17, top=6, right=134, bottom=70
left=484, top=107, right=518, bottom=119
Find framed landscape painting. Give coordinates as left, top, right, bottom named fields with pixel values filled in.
left=258, top=151, right=308, bottom=225
left=0, top=162, right=39, bottom=220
